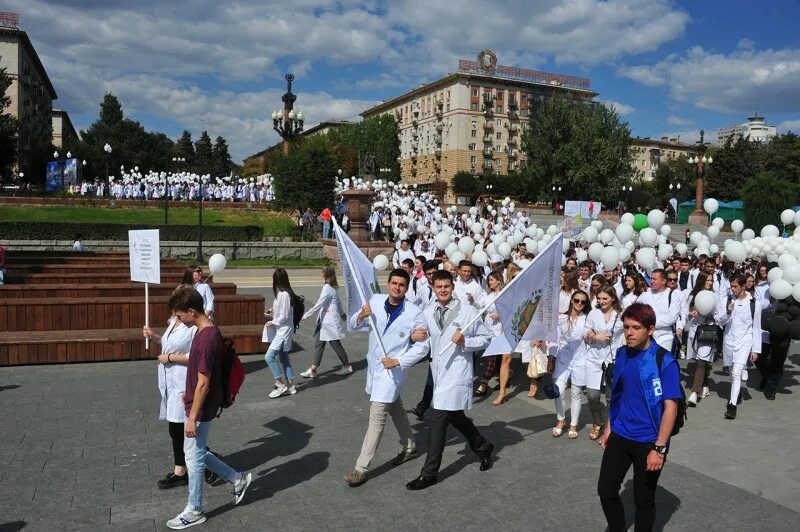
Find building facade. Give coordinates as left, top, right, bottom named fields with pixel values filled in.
left=717, top=115, right=776, bottom=144
left=0, top=13, right=58, bottom=180
left=360, top=51, right=597, bottom=194
left=51, top=108, right=77, bottom=148
left=630, top=136, right=695, bottom=181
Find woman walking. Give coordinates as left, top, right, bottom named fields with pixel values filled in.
left=264, top=268, right=298, bottom=398
left=300, top=266, right=353, bottom=378
left=550, top=289, right=591, bottom=439
left=143, top=292, right=197, bottom=489
left=620, top=270, right=645, bottom=310
left=476, top=271, right=506, bottom=397
left=560, top=269, right=580, bottom=313
left=493, top=264, right=522, bottom=405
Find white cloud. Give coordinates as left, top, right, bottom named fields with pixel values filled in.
left=737, top=38, right=755, bottom=50
left=619, top=46, right=800, bottom=113
left=667, top=115, right=693, bottom=127
left=603, top=100, right=635, bottom=115
left=777, top=119, right=800, bottom=133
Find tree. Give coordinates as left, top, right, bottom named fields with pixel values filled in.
left=741, top=172, right=800, bottom=232
left=763, top=132, right=800, bottom=184
left=704, top=136, right=764, bottom=201
left=241, top=156, right=265, bottom=177
left=519, top=97, right=633, bottom=205
left=452, top=171, right=480, bottom=197
left=651, top=156, right=694, bottom=207
left=175, top=130, right=195, bottom=169
left=0, top=60, right=20, bottom=183
left=272, top=135, right=336, bottom=211
left=194, top=131, right=213, bottom=175
left=328, top=115, right=401, bottom=179
left=211, top=136, right=233, bottom=177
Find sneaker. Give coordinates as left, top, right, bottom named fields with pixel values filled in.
left=269, top=384, right=288, bottom=398
left=167, top=510, right=206, bottom=530
left=687, top=392, right=698, bottom=407
left=701, top=386, right=710, bottom=398
left=343, top=469, right=368, bottom=487
left=232, top=472, right=252, bottom=505
left=335, top=366, right=354, bottom=376
left=391, top=447, right=421, bottom=466
left=157, top=472, right=188, bottom=490
left=300, top=368, right=316, bottom=379
left=289, top=385, right=297, bottom=395
left=724, top=403, right=737, bottom=420
left=679, top=351, right=686, bottom=360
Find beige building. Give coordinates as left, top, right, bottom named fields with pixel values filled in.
left=718, top=115, right=776, bottom=144
left=360, top=51, right=597, bottom=195
left=630, top=136, right=695, bottom=181
left=0, top=13, right=58, bottom=179
left=51, top=108, right=77, bottom=148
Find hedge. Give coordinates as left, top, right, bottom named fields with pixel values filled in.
left=0, top=222, right=264, bottom=241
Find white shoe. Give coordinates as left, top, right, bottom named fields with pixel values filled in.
left=335, top=366, right=353, bottom=376
left=269, top=384, right=288, bottom=398
left=701, top=386, right=710, bottom=398
left=289, top=385, right=297, bottom=395
left=300, top=368, right=316, bottom=379
left=687, top=392, right=698, bottom=406
left=679, top=352, right=686, bottom=360
left=232, top=472, right=252, bottom=505
left=167, top=510, right=206, bottom=530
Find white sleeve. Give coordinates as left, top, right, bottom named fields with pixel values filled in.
left=302, top=285, right=331, bottom=320
left=272, top=291, right=291, bottom=325
left=751, top=302, right=762, bottom=354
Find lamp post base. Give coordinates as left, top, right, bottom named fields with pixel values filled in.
left=688, top=209, right=708, bottom=227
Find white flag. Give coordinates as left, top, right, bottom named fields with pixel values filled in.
left=332, top=219, right=381, bottom=332
left=492, top=234, right=562, bottom=348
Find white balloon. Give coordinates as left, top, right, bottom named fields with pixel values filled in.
left=619, top=248, right=631, bottom=262
left=600, top=246, right=620, bottom=270
left=726, top=241, right=746, bottom=263
left=703, top=198, right=719, bottom=215
left=562, top=238, right=571, bottom=253
left=620, top=213, right=635, bottom=226
left=373, top=254, right=389, bottom=271
left=635, top=248, right=656, bottom=271
left=780, top=209, right=796, bottom=225
left=450, top=251, right=466, bottom=265
left=694, top=291, right=717, bottom=316
left=445, top=242, right=458, bottom=258
left=712, top=217, right=725, bottom=229
left=777, top=254, right=797, bottom=270
left=498, top=242, right=512, bottom=258
left=471, top=222, right=483, bottom=235
left=742, top=229, right=755, bottom=241
left=761, top=225, right=780, bottom=238
left=657, top=244, right=673, bottom=261
left=794, top=283, right=800, bottom=303
left=208, top=254, right=227, bottom=274
left=600, top=229, right=615, bottom=245
left=767, top=267, right=783, bottom=283
left=731, top=219, right=744, bottom=234
left=517, top=258, right=532, bottom=269
left=694, top=247, right=710, bottom=258
left=647, top=209, right=665, bottom=230
left=588, top=242, right=604, bottom=262
left=576, top=249, right=588, bottom=262
left=547, top=225, right=560, bottom=236
left=707, top=226, right=720, bottom=241
left=783, top=263, right=800, bottom=285
left=660, top=225, right=671, bottom=237
left=583, top=226, right=598, bottom=243
left=640, top=227, right=658, bottom=247
left=710, top=244, right=719, bottom=254
left=591, top=220, right=604, bottom=230
left=676, top=243, right=688, bottom=255
left=398, top=230, right=408, bottom=241
left=458, top=236, right=475, bottom=254
left=690, top=231, right=703, bottom=245
left=795, top=211, right=800, bottom=228
left=769, top=278, right=793, bottom=300
left=615, top=223, right=634, bottom=244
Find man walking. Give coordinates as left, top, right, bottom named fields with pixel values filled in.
left=597, top=303, right=681, bottom=532
left=166, top=287, right=251, bottom=529
left=343, top=269, right=430, bottom=487
left=321, top=205, right=333, bottom=239
left=636, top=269, right=681, bottom=352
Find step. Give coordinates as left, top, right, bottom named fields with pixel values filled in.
left=0, top=325, right=266, bottom=365
left=0, top=294, right=264, bottom=332
left=0, top=282, right=237, bottom=299
left=6, top=263, right=190, bottom=274
left=4, top=272, right=213, bottom=285
left=4, top=256, right=178, bottom=266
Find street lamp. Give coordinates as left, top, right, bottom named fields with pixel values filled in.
left=552, top=185, right=562, bottom=214
left=103, top=143, right=112, bottom=186
left=687, top=130, right=713, bottom=225
left=197, top=176, right=207, bottom=264
left=53, top=150, right=64, bottom=193
left=272, top=73, right=305, bottom=155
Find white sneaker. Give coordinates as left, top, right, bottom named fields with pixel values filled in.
left=335, top=366, right=353, bottom=376
left=679, top=352, right=686, bottom=360
left=300, top=368, right=316, bottom=379
left=289, top=385, right=297, bottom=395
left=232, top=472, right=252, bottom=505
left=167, top=509, right=206, bottom=530
left=269, top=384, right=288, bottom=398
left=687, top=392, right=697, bottom=406
left=701, top=386, right=710, bottom=398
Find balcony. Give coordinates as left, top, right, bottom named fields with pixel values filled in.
left=483, top=135, right=492, bottom=143
left=483, top=148, right=493, bottom=157
left=482, top=160, right=493, bottom=170
left=412, top=118, right=418, bottom=127
left=434, top=147, right=441, bottom=157
left=508, top=149, right=517, bottom=158
left=433, top=134, right=442, bottom=144
left=507, top=136, right=517, bottom=146
left=412, top=130, right=419, bottom=138
left=435, top=123, right=443, bottom=132
left=483, top=107, right=493, bottom=117
left=484, top=120, right=494, bottom=130
left=509, top=123, right=520, bottom=134
left=435, top=109, right=443, bottom=119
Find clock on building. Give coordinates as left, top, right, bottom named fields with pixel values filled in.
left=478, top=49, right=497, bottom=71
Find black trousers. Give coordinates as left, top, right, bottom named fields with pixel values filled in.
left=416, top=366, right=434, bottom=413
left=421, top=408, right=490, bottom=478
left=597, top=432, right=662, bottom=532
left=755, top=339, right=790, bottom=393
left=168, top=421, right=186, bottom=467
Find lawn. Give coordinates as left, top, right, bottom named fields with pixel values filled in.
left=0, top=205, right=296, bottom=235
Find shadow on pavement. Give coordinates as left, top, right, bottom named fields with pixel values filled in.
left=0, top=521, right=26, bottom=532
left=222, top=416, right=314, bottom=473
left=0, top=385, right=20, bottom=392
left=619, top=478, right=681, bottom=532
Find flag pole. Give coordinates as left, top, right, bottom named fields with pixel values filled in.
left=437, top=234, right=563, bottom=355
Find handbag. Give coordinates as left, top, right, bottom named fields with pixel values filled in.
left=527, top=346, right=549, bottom=378
left=600, top=361, right=615, bottom=394
left=695, top=322, right=719, bottom=346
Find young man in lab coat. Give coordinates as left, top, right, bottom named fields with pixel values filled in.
left=406, top=270, right=495, bottom=490
left=343, top=269, right=430, bottom=487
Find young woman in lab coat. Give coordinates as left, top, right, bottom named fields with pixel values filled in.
left=719, top=274, right=761, bottom=420
left=264, top=268, right=297, bottom=398
left=549, top=289, right=590, bottom=438
left=493, top=263, right=522, bottom=405
left=621, top=271, right=646, bottom=310
left=300, top=266, right=352, bottom=378
left=476, top=271, right=506, bottom=397
left=572, top=285, right=624, bottom=440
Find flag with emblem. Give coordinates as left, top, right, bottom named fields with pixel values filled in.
left=332, top=218, right=381, bottom=332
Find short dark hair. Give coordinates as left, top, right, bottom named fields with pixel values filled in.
left=431, top=269, right=454, bottom=285
left=651, top=268, right=667, bottom=279
left=400, top=239, right=409, bottom=245
left=458, top=260, right=472, bottom=269
left=402, top=258, right=415, bottom=268
left=169, top=287, right=205, bottom=314
left=423, top=260, right=440, bottom=272
left=387, top=268, right=410, bottom=286
left=622, top=303, right=657, bottom=328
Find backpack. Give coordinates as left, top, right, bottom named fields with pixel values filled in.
left=655, top=347, right=687, bottom=436
left=292, top=293, right=305, bottom=331
left=217, top=336, right=245, bottom=417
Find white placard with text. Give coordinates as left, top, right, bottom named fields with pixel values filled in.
left=129, top=229, right=161, bottom=284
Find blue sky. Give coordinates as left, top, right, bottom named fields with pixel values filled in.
left=2, top=0, right=799, bottom=162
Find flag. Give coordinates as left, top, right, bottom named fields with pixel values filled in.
left=492, top=234, right=562, bottom=349
left=332, top=219, right=381, bottom=332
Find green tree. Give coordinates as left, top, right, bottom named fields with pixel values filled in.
left=194, top=131, right=213, bottom=175
left=328, top=115, right=400, bottom=178
left=741, top=172, right=800, bottom=232
left=763, top=132, right=800, bottom=184
left=0, top=60, right=20, bottom=183
left=519, top=97, right=633, bottom=204
left=175, top=130, right=195, bottom=169
left=242, top=156, right=265, bottom=177
left=704, top=136, right=764, bottom=201
left=452, top=170, right=480, bottom=197
left=272, top=135, right=336, bottom=211
left=211, top=136, right=233, bottom=177
left=651, top=156, right=694, bottom=207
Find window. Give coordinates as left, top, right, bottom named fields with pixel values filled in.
left=471, top=121, right=477, bottom=128
left=496, top=145, right=501, bottom=152
left=446, top=103, right=450, bottom=111
left=470, top=156, right=477, bottom=165
left=469, top=143, right=476, bottom=150
left=470, top=103, right=478, bottom=111
left=471, top=130, right=477, bottom=138
left=496, top=105, right=503, bottom=113
left=472, top=88, right=478, bottom=97
left=496, top=132, right=502, bottom=140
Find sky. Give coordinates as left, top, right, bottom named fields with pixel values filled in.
left=2, top=0, right=799, bottom=163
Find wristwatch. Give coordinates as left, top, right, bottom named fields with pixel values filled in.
left=653, top=445, right=668, bottom=456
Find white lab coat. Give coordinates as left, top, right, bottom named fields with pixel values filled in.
left=157, top=317, right=197, bottom=423
left=636, top=288, right=682, bottom=352
left=302, top=284, right=346, bottom=342
left=349, top=294, right=429, bottom=403
left=552, top=313, right=588, bottom=382
left=266, top=290, right=294, bottom=351
left=423, top=301, right=491, bottom=411
left=194, top=282, right=215, bottom=321
left=720, top=293, right=762, bottom=366
left=572, top=308, right=623, bottom=389
left=453, top=278, right=485, bottom=309
left=683, top=291, right=726, bottom=362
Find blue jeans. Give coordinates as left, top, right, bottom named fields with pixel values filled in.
left=265, top=346, right=295, bottom=382
left=184, top=421, right=240, bottom=512
left=322, top=220, right=331, bottom=239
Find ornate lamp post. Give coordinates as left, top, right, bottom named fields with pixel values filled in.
left=687, top=130, right=713, bottom=226
left=272, top=73, right=305, bottom=156
left=103, top=143, right=112, bottom=186
left=552, top=185, right=562, bottom=214
left=53, top=150, right=65, bottom=192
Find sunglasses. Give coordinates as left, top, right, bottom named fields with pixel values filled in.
left=667, top=278, right=678, bottom=282
left=572, top=299, right=588, bottom=305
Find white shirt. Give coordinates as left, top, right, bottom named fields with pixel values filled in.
left=454, top=277, right=485, bottom=309
left=636, top=288, right=682, bottom=351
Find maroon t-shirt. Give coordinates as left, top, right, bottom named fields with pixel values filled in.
left=184, top=326, right=224, bottom=422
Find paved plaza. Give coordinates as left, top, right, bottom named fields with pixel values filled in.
left=1, top=278, right=799, bottom=531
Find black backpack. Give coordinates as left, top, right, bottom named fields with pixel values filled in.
left=292, top=293, right=305, bottom=331
left=655, top=346, right=687, bottom=436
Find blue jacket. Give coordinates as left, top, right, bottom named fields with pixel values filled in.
left=609, top=341, right=677, bottom=439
